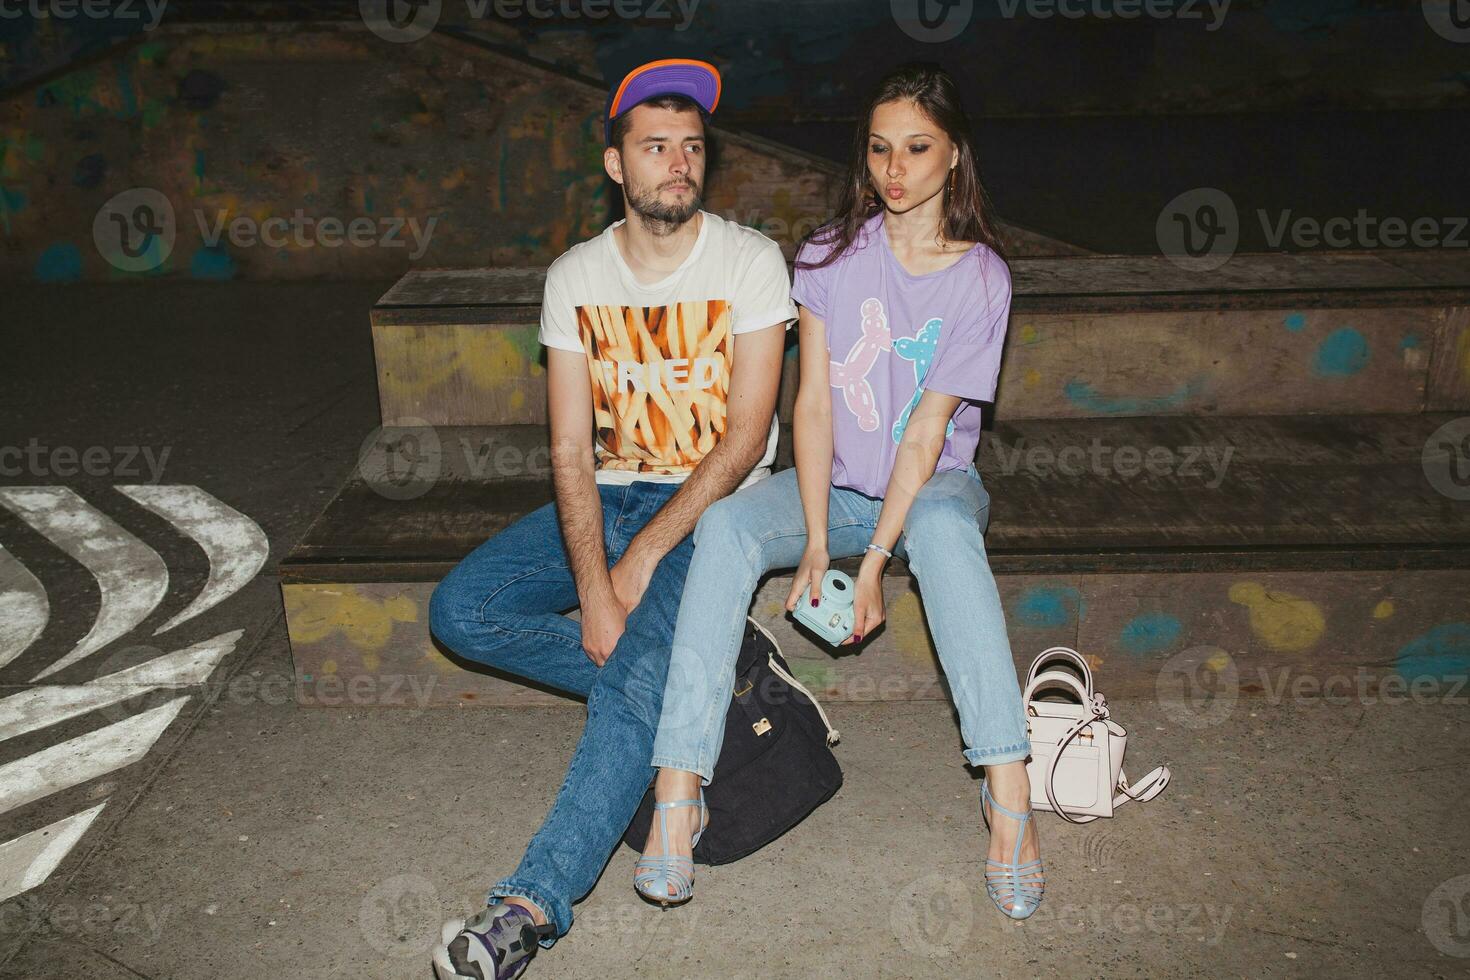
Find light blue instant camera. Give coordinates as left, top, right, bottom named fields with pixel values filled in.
left=792, top=569, right=856, bottom=645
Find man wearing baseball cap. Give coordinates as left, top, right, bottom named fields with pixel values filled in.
left=430, top=57, right=797, bottom=979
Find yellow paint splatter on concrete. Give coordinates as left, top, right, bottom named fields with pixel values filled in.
left=284, top=585, right=418, bottom=651
left=757, top=598, right=787, bottom=622
left=1373, top=600, right=1394, bottom=619
left=418, top=645, right=462, bottom=673
left=1204, top=651, right=1233, bottom=673
left=1227, top=581, right=1324, bottom=652
left=380, top=326, right=541, bottom=397
left=1024, top=368, right=1041, bottom=387
left=1018, top=324, right=1040, bottom=345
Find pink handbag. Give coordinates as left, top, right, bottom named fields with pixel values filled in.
left=1022, top=646, right=1171, bottom=824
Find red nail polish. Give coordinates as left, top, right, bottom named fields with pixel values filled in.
left=854, top=634, right=863, bottom=642
left=810, top=598, right=818, bottom=607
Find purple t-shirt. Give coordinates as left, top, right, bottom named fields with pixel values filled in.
left=790, top=211, right=1012, bottom=499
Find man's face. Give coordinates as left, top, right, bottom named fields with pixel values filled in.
left=608, top=102, right=706, bottom=226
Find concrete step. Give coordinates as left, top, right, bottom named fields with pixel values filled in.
left=279, top=413, right=1470, bottom=708
left=369, top=251, right=1470, bottom=428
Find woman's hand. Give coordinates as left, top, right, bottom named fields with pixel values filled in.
left=842, top=555, right=888, bottom=645
left=785, top=544, right=831, bottom=612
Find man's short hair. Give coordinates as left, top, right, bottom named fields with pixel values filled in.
left=608, top=93, right=710, bottom=152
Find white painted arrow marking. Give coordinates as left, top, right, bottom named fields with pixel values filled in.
left=0, top=697, right=189, bottom=816
left=0, top=487, right=169, bottom=681
left=0, top=630, right=242, bottom=743
left=0, top=544, right=49, bottom=670
left=115, top=485, right=269, bottom=635
left=0, top=802, right=108, bottom=904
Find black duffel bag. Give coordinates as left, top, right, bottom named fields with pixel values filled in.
left=623, top=617, right=843, bottom=865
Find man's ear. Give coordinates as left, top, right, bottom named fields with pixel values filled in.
left=603, top=145, right=624, bottom=186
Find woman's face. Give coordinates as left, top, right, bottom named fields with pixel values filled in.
left=866, top=98, right=959, bottom=214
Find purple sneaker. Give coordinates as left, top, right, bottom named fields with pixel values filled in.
left=431, top=902, right=545, bottom=980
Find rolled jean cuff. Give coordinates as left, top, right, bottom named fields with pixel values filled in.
left=488, top=880, right=563, bottom=947
left=648, top=754, right=713, bottom=786
left=963, top=741, right=1031, bottom=767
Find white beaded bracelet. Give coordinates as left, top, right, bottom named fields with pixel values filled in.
left=865, top=543, right=894, bottom=560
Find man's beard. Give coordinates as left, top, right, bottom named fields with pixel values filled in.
left=625, top=174, right=703, bottom=230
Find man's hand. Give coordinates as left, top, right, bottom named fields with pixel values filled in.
left=580, top=590, right=628, bottom=667
left=609, top=546, right=658, bottom=615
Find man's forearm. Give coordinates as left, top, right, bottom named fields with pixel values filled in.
left=551, top=449, right=615, bottom=605
left=624, top=431, right=767, bottom=562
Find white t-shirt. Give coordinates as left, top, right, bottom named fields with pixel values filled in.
left=539, top=210, right=798, bottom=489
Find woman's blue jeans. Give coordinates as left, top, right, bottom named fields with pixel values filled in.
left=649, top=464, right=1030, bottom=783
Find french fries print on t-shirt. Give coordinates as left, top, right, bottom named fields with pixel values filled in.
left=537, top=210, right=799, bottom=489
left=576, top=300, right=731, bottom=475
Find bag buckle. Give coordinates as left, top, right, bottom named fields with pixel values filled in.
left=733, top=679, right=753, bottom=697
left=752, top=717, right=772, bottom=736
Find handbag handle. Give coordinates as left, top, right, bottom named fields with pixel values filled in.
left=1023, top=668, right=1093, bottom=707
left=1025, top=646, right=1094, bottom=696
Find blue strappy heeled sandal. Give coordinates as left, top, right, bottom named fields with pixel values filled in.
left=633, top=790, right=708, bottom=908
left=980, top=778, right=1045, bottom=919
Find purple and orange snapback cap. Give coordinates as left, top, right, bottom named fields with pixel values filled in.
left=604, top=58, right=722, bottom=146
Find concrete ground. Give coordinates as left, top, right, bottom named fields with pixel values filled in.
left=2, top=283, right=1468, bottom=979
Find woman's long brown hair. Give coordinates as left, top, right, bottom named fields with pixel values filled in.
left=797, top=61, right=1007, bottom=271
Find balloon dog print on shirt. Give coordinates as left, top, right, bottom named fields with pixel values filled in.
left=892, top=316, right=956, bottom=445
left=829, top=298, right=957, bottom=444
left=829, top=298, right=893, bottom=433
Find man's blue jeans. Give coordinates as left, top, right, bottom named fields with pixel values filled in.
left=427, top=479, right=692, bottom=946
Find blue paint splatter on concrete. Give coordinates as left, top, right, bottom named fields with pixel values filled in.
left=1119, top=613, right=1181, bottom=656
left=1014, top=585, right=1085, bottom=629
left=1400, top=334, right=1421, bottom=350
left=190, top=245, right=235, bottom=280
left=1395, top=623, right=1470, bottom=683
left=0, top=184, right=28, bottom=233
left=1063, top=377, right=1204, bottom=415
left=1283, top=313, right=1306, bottom=333
left=1312, top=327, right=1369, bottom=376
left=35, top=243, right=82, bottom=281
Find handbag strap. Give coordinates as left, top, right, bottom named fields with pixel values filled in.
left=748, top=618, right=840, bottom=746
left=1043, top=709, right=1107, bottom=824
left=1040, top=698, right=1171, bottom=824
